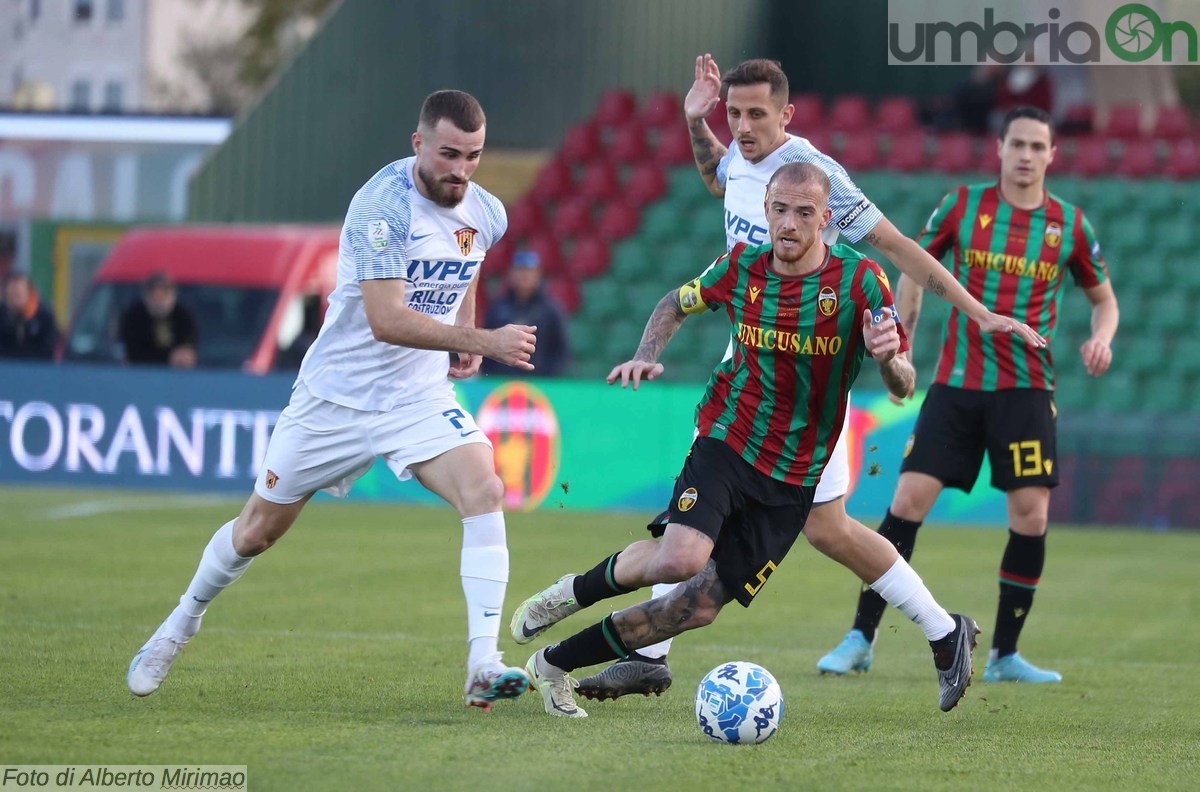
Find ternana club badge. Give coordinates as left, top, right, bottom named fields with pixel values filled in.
left=818, top=286, right=838, bottom=317
left=678, top=487, right=699, bottom=512
left=454, top=227, right=477, bottom=256
left=1044, top=222, right=1062, bottom=248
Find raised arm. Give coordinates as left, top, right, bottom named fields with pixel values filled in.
left=685, top=54, right=728, bottom=198
left=606, top=290, right=688, bottom=389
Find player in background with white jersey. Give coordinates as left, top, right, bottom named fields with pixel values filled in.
left=573, top=57, right=1045, bottom=700
left=127, top=91, right=537, bottom=712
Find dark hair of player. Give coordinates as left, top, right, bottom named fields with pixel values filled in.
left=721, top=59, right=789, bottom=106
left=419, top=90, right=486, bottom=133
left=999, top=106, right=1055, bottom=144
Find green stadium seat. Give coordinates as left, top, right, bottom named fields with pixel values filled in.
left=1053, top=374, right=1090, bottom=412
left=1138, top=376, right=1188, bottom=413
left=639, top=202, right=686, bottom=244
left=1152, top=220, right=1194, bottom=256
left=667, top=166, right=713, bottom=206
left=1095, top=372, right=1139, bottom=411
left=608, top=238, right=649, bottom=282
left=1145, top=293, right=1188, bottom=331
left=1119, top=336, right=1168, bottom=375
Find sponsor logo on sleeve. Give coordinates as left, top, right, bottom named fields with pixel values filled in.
left=368, top=220, right=390, bottom=251
left=837, top=198, right=872, bottom=230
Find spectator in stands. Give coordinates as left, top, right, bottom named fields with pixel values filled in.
left=0, top=271, right=59, bottom=360
left=481, top=250, right=568, bottom=377
left=119, top=272, right=198, bottom=368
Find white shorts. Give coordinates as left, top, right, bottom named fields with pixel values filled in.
left=813, top=397, right=852, bottom=504
left=254, top=382, right=492, bottom=504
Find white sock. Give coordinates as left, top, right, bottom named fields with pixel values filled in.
left=636, top=582, right=680, bottom=660
left=166, top=520, right=253, bottom=637
left=869, top=558, right=955, bottom=642
left=461, top=512, right=508, bottom=669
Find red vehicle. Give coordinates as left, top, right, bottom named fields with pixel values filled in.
left=62, top=225, right=340, bottom=373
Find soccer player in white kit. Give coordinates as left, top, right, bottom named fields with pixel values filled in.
left=568, top=57, right=1045, bottom=703
left=127, top=91, right=536, bottom=712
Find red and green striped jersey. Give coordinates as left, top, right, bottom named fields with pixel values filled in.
left=678, top=242, right=908, bottom=486
left=919, top=183, right=1109, bottom=391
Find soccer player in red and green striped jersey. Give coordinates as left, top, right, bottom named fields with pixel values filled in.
left=513, top=162, right=981, bottom=718
left=819, top=107, right=1120, bottom=684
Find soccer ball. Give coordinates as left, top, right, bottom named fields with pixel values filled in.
left=694, top=661, right=784, bottom=745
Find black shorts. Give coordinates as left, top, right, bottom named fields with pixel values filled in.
left=900, top=384, right=1059, bottom=492
left=664, top=437, right=815, bottom=608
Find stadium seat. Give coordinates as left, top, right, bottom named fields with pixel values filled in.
left=607, top=124, right=649, bottom=165
left=640, top=91, right=683, bottom=129
left=1165, top=139, right=1200, bottom=179
left=551, top=197, right=594, bottom=240
left=545, top=276, right=582, bottom=314
left=828, top=95, right=871, bottom=132
left=1101, top=104, right=1143, bottom=139
left=1115, top=140, right=1160, bottom=178
left=1145, top=293, right=1187, bottom=331
left=1151, top=105, right=1191, bottom=140
left=524, top=235, right=564, bottom=276
left=626, top=164, right=667, bottom=207
left=797, top=129, right=833, bottom=156
left=835, top=131, right=880, bottom=170
left=1059, top=103, right=1094, bottom=136
left=787, top=93, right=824, bottom=132
left=931, top=133, right=977, bottom=173
left=484, top=236, right=515, bottom=278
left=708, top=98, right=733, bottom=145
left=1152, top=219, right=1194, bottom=256
left=1066, top=137, right=1112, bottom=177
left=875, top=96, right=918, bottom=134
left=593, top=90, right=638, bottom=129
left=578, top=161, right=621, bottom=202
left=506, top=198, right=545, bottom=241
left=531, top=158, right=573, bottom=204
left=978, top=139, right=1001, bottom=174
left=639, top=201, right=685, bottom=243
left=566, top=235, right=610, bottom=279
left=561, top=122, right=604, bottom=162
left=597, top=201, right=641, bottom=240
left=883, top=131, right=928, bottom=172
left=655, top=126, right=696, bottom=165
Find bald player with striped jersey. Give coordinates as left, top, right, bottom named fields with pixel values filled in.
left=573, top=55, right=1043, bottom=701
left=127, top=90, right=537, bottom=712
left=819, top=106, right=1119, bottom=683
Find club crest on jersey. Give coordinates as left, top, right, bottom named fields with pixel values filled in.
left=678, top=487, right=698, bottom=512
left=265, top=469, right=279, bottom=489
left=1044, top=222, right=1062, bottom=248
left=980, top=214, right=993, bottom=229
left=818, top=286, right=838, bottom=317
left=368, top=220, right=389, bottom=251
left=454, top=227, right=477, bottom=256
left=748, top=286, right=762, bottom=304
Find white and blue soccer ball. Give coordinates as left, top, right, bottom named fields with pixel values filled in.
left=694, top=661, right=784, bottom=745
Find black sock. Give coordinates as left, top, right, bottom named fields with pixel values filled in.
left=573, top=553, right=634, bottom=608
left=993, top=530, right=1045, bottom=658
left=851, top=510, right=923, bottom=642
left=544, top=614, right=629, bottom=672
left=625, top=650, right=666, bottom=665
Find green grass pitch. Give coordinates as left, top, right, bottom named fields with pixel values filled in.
left=2, top=486, right=1197, bottom=790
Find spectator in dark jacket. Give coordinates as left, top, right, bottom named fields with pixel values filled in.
left=0, top=272, right=59, bottom=360
left=481, top=250, right=569, bottom=377
left=119, top=272, right=198, bottom=368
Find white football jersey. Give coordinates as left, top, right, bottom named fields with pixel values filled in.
left=298, top=157, right=507, bottom=411
left=716, top=134, right=883, bottom=251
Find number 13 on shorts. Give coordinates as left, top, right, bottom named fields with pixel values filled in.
left=1008, top=440, right=1050, bottom=477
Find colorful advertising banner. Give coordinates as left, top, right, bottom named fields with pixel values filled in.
left=0, top=362, right=1008, bottom=524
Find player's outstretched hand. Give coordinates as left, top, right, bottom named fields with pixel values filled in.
left=487, top=324, right=537, bottom=371
left=978, top=311, right=1046, bottom=348
left=448, top=352, right=482, bottom=380
left=863, top=308, right=900, bottom=364
left=684, top=53, right=722, bottom=123
left=607, top=359, right=664, bottom=390
left=1080, top=337, right=1112, bottom=376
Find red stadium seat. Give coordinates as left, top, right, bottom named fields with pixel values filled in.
left=593, top=90, right=638, bottom=129
left=787, top=93, right=824, bottom=132
left=531, top=157, right=573, bottom=203
left=1059, top=103, right=1094, bottom=137
left=524, top=236, right=564, bottom=276
left=1152, top=105, right=1191, bottom=140
left=834, top=130, right=879, bottom=170
left=654, top=125, right=695, bottom=165
left=551, top=197, right=594, bottom=239
left=626, top=164, right=667, bottom=208
left=506, top=198, right=544, bottom=241
left=883, top=131, right=928, bottom=172
left=1165, top=139, right=1200, bottom=179
left=545, top=276, right=582, bottom=314
left=561, top=122, right=604, bottom=162
left=828, top=95, right=871, bottom=133
left=931, top=133, right=977, bottom=173
left=795, top=129, right=832, bottom=155
left=483, top=236, right=515, bottom=278
left=1116, top=140, right=1160, bottom=178
left=566, top=235, right=610, bottom=279
left=1067, top=137, right=1112, bottom=177
left=708, top=98, right=733, bottom=145
left=1102, top=104, right=1143, bottom=139
left=875, top=96, right=918, bottom=134
left=578, top=161, right=620, bottom=202
left=640, top=91, right=683, bottom=129
left=607, top=124, right=649, bottom=165
left=597, top=201, right=640, bottom=240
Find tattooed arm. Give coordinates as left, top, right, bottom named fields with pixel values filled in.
left=684, top=53, right=728, bottom=198
left=606, top=290, right=688, bottom=389
left=611, top=560, right=732, bottom=649
left=862, top=217, right=1046, bottom=349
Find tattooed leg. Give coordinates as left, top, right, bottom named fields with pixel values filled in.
left=611, top=560, right=733, bottom=650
